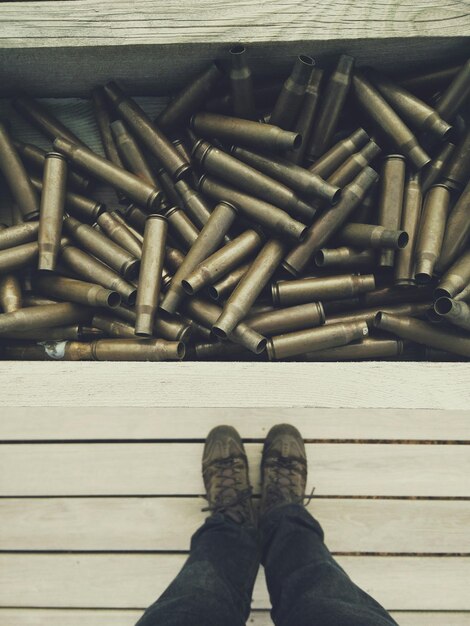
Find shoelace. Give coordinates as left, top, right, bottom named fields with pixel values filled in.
left=201, top=456, right=252, bottom=515
left=263, top=455, right=314, bottom=508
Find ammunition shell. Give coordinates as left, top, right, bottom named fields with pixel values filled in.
left=301, top=337, right=407, bottom=360
left=199, top=175, right=307, bottom=241
left=91, top=338, right=185, bottom=361
left=37, top=152, right=67, bottom=271
left=161, top=201, right=238, bottom=314
left=374, top=312, right=470, bottom=358
left=186, top=341, right=257, bottom=361
left=435, top=58, right=470, bottom=121
left=266, top=320, right=368, bottom=360
left=400, top=63, right=462, bottom=93
left=246, top=301, right=325, bottom=335
left=307, top=54, right=355, bottom=159
left=172, top=138, right=193, bottom=164
left=0, top=222, right=39, bottom=251
left=0, top=275, right=22, bottom=313
left=111, top=211, right=144, bottom=244
left=165, top=207, right=200, bottom=249
left=309, top=128, right=369, bottom=176
left=31, top=175, right=104, bottom=223
left=395, top=173, right=423, bottom=286
left=377, top=155, right=406, bottom=268
left=22, top=293, right=58, bottom=307
left=208, top=261, right=251, bottom=301
left=231, top=145, right=340, bottom=205
left=327, top=140, right=382, bottom=189
left=213, top=239, right=286, bottom=337
left=414, top=184, right=451, bottom=283
left=229, top=46, right=256, bottom=120
left=272, top=274, right=375, bottom=307
left=435, top=249, right=470, bottom=299
left=288, top=68, right=324, bottom=164
left=112, top=303, right=191, bottom=342
left=183, top=229, right=263, bottom=295
left=111, top=120, right=160, bottom=186
left=0, top=122, right=40, bottom=221
left=270, top=55, right=315, bottom=130
left=435, top=181, right=470, bottom=272
left=191, top=112, right=301, bottom=153
left=1, top=325, right=102, bottom=342
left=455, top=282, right=470, bottom=303
left=124, top=204, right=147, bottom=234
left=35, top=274, right=121, bottom=309
left=434, top=297, right=470, bottom=332
left=351, top=187, right=378, bottom=224
left=361, top=285, right=434, bottom=308
left=205, top=81, right=282, bottom=115
left=352, top=72, right=430, bottom=169
left=283, top=166, right=378, bottom=275
left=90, top=313, right=135, bottom=338
left=96, top=212, right=143, bottom=259
left=165, top=246, right=185, bottom=271
left=0, top=241, right=38, bottom=273
left=135, top=215, right=168, bottom=336
left=421, top=142, right=455, bottom=195
left=441, top=128, right=470, bottom=193
left=103, top=81, right=191, bottom=181
left=158, top=167, right=184, bottom=209
left=0, top=302, right=91, bottom=335
left=325, top=301, right=431, bottom=328
left=0, top=342, right=89, bottom=361
left=174, top=179, right=212, bottom=229
left=314, top=247, right=376, bottom=271
left=337, top=223, right=408, bottom=250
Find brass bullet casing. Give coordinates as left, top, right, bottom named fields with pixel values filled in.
left=158, top=167, right=184, bottom=209
left=307, top=54, right=355, bottom=160
left=91, top=313, right=136, bottom=338
left=96, top=212, right=143, bottom=259
left=124, top=204, right=148, bottom=234
left=337, top=223, right=408, bottom=250
left=414, top=184, right=451, bottom=283
left=205, top=81, right=282, bottom=115
left=199, top=175, right=307, bottom=241
left=174, top=179, right=212, bottom=229
left=156, top=62, right=223, bottom=133
left=231, top=145, right=340, bottom=205
left=110, top=120, right=160, bottom=186
left=272, top=274, right=376, bottom=307
left=113, top=303, right=192, bottom=343
left=300, top=337, right=407, bottom=361
left=37, top=152, right=67, bottom=272
left=437, top=180, right=470, bottom=272
left=327, top=141, right=382, bottom=190
left=213, top=239, right=286, bottom=337
left=421, top=142, right=456, bottom=195
left=35, top=274, right=121, bottom=309
left=455, top=283, right=470, bottom=303
left=377, top=155, right=406, bottom=269
left=0, top=275, right=22, bottom=313
left=91, top=338, right=185, bottom=361
left=208, top=261, right=251, bottom=301
left=434, top=297, right=470, bottom=332
left=314, top=247, right=376, bottom=271
left=111, top=211, right=144, bottom=244
left=1, top=325, right=103, bottom=341
left=0, top=302, right=91, bottom=335
left=359, top=285, right=434, bottom=309
left=60, top=241, right=137, bottom=305
left=245, top=301, right=325, bottom=336
left=54, top=137, right=162, bottom=212
left=435, top=249, right=470, bottom=299
left=267, top=320, right=368, bottom=360
left=186, top=341, right=258, bottom=361
left=63, top=216, right=140, bottom=280
left=436, top=58, right=470, bottom=122
left=194, top=140, right=315, bottom=222
left=103, top=81, right=191, bottom=181
left=309, top=128, right=369, bottom=178
left=0, top=222, right=39, bottom=251
left=183, top=296, right=266, bottom=355
left=183, top=229, right=263, bottom=295
left=30, top=175, right=105, bottom=223
left=352, top=72, right=430, bottom=170
left=165, top=207, right=200, bottom=250
left=399, top=63, right=462, bottom=94
left=135, top=215, right=168, bottom=336
left=165, top=246, right=185, bottom=272
left=288, top=68, right=324, bottom=165
left=0, top=122, right=40, bottom=221
left=0, top=342, right=94, bottom=361
left=441, top=128, right=470, bottom=193
left=270, top=55, right=315, bottom=130
left=283, top=166, right=379, bottom=276
left=395, top=173, right=423, bottom=286
left=374, top=312, right=470, bottom=358
left=161, top=201, right=238, bottom=314
left=229, top=46, right=256, bottom=120
left=191, top=112, right=302, bottom=153
left=0, top=241, right=38, bottom=273
left=367, top=69, right=452, bottom=140
left=325, top=301, right=431, bottom=328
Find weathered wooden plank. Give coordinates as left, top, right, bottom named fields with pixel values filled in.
left=0, top=362, right=469, bottom=409
left=1, top=497, right=468, bottom=553
left=2, top=407, right=469, bottom=441
left=0, top=554, right=468, bottom=610
left=1, top=443, right=468, bottom=497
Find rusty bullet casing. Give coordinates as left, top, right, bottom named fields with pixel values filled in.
left=421, top=142, right=456, bottom=195
left=110, top=119, right=160, bottom=186
left=229, top=46, right=256, bottom=120
left=135, top=215, right=168, bottom=336
left=436, top=58, right=470, bottom=122
left=267, top=320, right=368, bottom=360
left=0, top=222, right=39, bottom=251
left=395, top=173, right=423, bottom=286
left=103, top=82, right=191, bottom=181
left=165, top=207, right=200, bottom=249
left=96, top=212, right=143, bottom=259
left=437, top=180, right=470, bottom=272
left=309, top=128, right=369, bottom=177
left=246, top=301, right=325, bottom=336
left=37, top=152, right=67, bottom=271
left=0, top=302, right=91, bottom=335
left=272, top=274, right=376, bottom=307
left=0, top=241, right=38, bottom=273
left=60, top=242, right=137, bottom=305
left=35, top=274, right=121, bottom=309
left=270, top=55, right=315, bottom=130
left=195, top=141, right=315, bottom=222
left=231, top=145, right=340, bottom=205
left=337, top=223, right=408, bottom=250
left=30, top=175, right=105, bottom=223
left=374, top=312, right=470, bottom=358
left=301, top=336, right=407, bottom=361
left=0, top=122, right=40, bottom=221
left=213, top=239, right=286, bottom=337
left=208, top=261, right=251, bottom=301
left=174, top=180, right=212, bottom=229
left=91, top=338, right=185, bottom=361
left=0, top=275, right=22, bottom=313
left=199, top=175, right=307, bottom=241
left=161, top=201, right=238, bottom=314
left=435, top=249, right=470, bottom=299
left=377, top=155, right=406, bottom=268
left=307, top=54, right=355, bottom=159
left=326, top=301, right=430, bottom=328
left=434, top=297, right=470, bottom=332
left=191, top=112, right=302, bottom=153
left=441, top=128, right=470, bottom=193
left=414, top=184, right=451, bottom=283
left=314, top=247, right=376, bottom=271
left=283, top=166, right=379, bottom=275
left=54, top=137, right=162, bottom=212
left=288, top=68, right=323, bottom=164
left=352, top=72, right=430, bottom=170
left=183, top=229, right=263, bottom=295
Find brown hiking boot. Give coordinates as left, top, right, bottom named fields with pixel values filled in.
left=260, top=424, right=307, bottom=516
left=202, top=425, right=254, bottom=524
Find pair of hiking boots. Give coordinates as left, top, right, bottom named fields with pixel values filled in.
left=202, top=424, right=308, bottom=524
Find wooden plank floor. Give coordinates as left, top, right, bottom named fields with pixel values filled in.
left=1, top=407, right=469, bottom=625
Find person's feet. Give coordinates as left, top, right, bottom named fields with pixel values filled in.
left=202, top=425, right=254, bottom=524
left=260, top=423, right=307, bottom=517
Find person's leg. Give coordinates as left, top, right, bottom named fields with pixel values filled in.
left=137, top=426, right=260, bottom=626
left=259, top=424, right=398, bottom=626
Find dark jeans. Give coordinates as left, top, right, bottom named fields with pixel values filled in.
left=136, top=504, right=398, bottom=626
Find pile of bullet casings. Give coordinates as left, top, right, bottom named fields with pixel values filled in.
left=0, top=48, right=469, bottom=362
